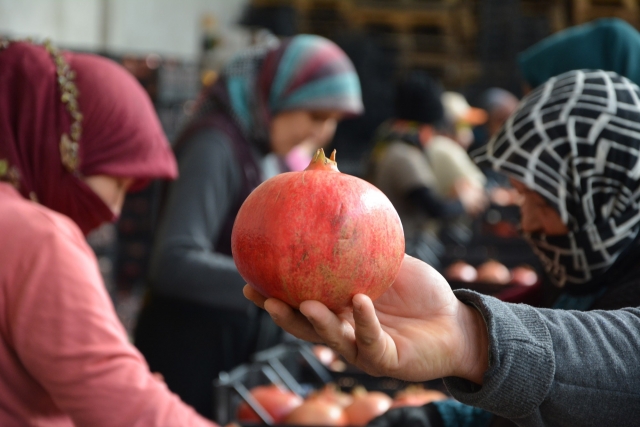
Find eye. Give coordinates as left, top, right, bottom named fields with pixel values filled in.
left=310, top=111, right=333, bottom=122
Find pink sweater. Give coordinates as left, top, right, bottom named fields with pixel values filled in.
left=0, top=183, right=217, bottom=427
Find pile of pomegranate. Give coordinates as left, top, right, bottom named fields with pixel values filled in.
left=312, top=345, right=347, bottom=372
left=445, top=260, right=538, bottom=286
left=232, top=149, right=405, bottom=312
left=236, top=384, right=447, bottom=426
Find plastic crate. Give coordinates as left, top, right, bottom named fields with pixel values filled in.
left=213, top=341, right=447, bottom=426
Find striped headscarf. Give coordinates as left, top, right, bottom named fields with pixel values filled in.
left=472, top=70, right=640, bottom=290
left=190, top=34, right=363, bottom=152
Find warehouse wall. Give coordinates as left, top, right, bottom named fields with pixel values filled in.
left=0, top=0, right=250, bottom=59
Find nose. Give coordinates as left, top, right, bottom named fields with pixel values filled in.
left=310, top=120, right=328, bottom=140
left=519, top=200, right=544, bottom=233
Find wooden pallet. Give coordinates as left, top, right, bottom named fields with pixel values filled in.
left=403, top=52, right=482, bottom=87
left=521, top=0, right=568, bottom=33
left=573, top=0, right=640, bottom=27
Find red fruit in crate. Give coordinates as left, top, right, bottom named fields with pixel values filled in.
left=445, top=261, right=477, bottom=282
left=476, top=260, right=511, bottom=284
left=284, top=399, right=348, bottom=426
left=511, top=266, right=538, bottom=286
left=344, top=387, right=392, bottom=426
left=391, top=385, right=447, bottom=408
left=307, top=384, right=354, bottom=408
left=236, top=385, right=303, bottom=423
left=232, top=149, right=405, bottom=311
left=312, top=345, right=337, bottom=366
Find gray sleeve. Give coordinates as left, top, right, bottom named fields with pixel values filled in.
left=148, top=129, right=251, bottom=312
left=443, top=290, right=640, bottom=427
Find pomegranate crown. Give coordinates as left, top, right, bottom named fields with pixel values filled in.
left=305, top=148, right=339, bottom=172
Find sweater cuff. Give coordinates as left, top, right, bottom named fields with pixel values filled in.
left=442, top=290, right=555, bottom=419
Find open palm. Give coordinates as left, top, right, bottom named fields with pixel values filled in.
left=244, top=254, right=486, bottom=383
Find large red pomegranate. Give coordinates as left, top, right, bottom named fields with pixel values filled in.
left=232, top=149, right=405, bottom=311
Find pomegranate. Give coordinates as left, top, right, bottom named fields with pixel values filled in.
left=329, top=359, right=347, bottom=372
left=344, top=387, right=392, bottom=426
left=511, top=266, right=538, bottom=286
left=312, top=345, right=337, bottom=366
left=232, top=149, right=405, bottom=311
left=391, top=385, right=447, bottom=408
left=476, top=260, right=511, bottom=284
left=445, top=261, right=477, bottom=282
left=236, top=385, right=303, bottom=423
left=284, top=400, right=348, bottom=426
left=307, top=384, right=354, bottom=408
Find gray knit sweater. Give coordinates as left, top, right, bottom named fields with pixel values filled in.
left=444, top=290, right=640, bottom=426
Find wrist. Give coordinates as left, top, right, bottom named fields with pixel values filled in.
left=452, top=301, right=489, bottom=384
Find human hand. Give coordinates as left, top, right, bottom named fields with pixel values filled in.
left=243, top=255, right=488, bottom=384
left=454, top=179, right=488, bottom=216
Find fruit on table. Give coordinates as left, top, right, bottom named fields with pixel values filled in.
left=343, top=387, right=393, bottom=426
left=476, top=260, right=511, bottom=284
left=445, top=261, right=478, bottom=282
left=511, top=266, right=538, bottom=286
left=284, top=399, right=349, bottom=426
left=236, top=385, right=303, bottom=423
left=390, top=385, right=447, bottom=408
left=232, top=149, right=405, bottom=311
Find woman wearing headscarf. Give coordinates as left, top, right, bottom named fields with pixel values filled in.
left=518, top=18, right=640, bottom=92
left=0, top=41, right=217, bottom=426
left=134, top=34, right=363, bottom=417
left=248, top=70, right=640, bottom=427
left=476, top=69, right=640, bottom=311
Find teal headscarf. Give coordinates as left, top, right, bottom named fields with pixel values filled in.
left=518, top=18, right=640, bottom=89
left=224, top=34, right=363, bottom=143
left=186, top=34, right=363, bottom=153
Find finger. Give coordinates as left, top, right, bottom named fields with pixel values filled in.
left=352, top=293, right=396, bottom=369
left=243, top=285, right=266, bottom=309
left=299, top=301, right=357, bottom=362
left=263, top=298, right=323, bottom=343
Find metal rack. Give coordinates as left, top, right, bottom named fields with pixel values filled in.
left=212, top=342, right=333, bottom=425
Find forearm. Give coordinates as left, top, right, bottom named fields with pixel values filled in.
left=149, top=242, right=250, bottom=311
left=148, top=131, right=251, bottom=311
left=445, top=291, right=640, bottom=426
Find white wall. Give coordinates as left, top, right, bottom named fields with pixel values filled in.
left=0, top=0, right=250, bottom=60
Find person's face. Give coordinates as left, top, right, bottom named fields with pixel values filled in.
left=510, top=178, right=569, bottom=236
left=488, top=105, right=517, bottom=137
left=270, top=110, right=342, bottom=156
left=84, top=175, right=135, bottom=216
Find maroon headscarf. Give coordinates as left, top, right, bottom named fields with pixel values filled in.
left=0, top=42, right=177, bottom=234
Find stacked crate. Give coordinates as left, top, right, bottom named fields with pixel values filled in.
left=573, top=0, right=639, bottom=28
left=248, top=0, right=481, bottom=88
left=346, top=0, right=480, bottom=87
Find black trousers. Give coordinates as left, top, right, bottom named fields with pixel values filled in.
left=134, top=293, right=281, bottom=419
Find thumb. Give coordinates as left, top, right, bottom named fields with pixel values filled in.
left=352, top=294, right=396, bottom=369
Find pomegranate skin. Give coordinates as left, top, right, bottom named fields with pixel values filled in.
left=232, top=153, right=404, bottom=311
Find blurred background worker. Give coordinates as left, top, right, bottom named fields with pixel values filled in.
left=368, top=72, right=486, bottom=269
left=134, top=34, right=363, bottom=418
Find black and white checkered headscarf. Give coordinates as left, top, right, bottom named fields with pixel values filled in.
left=473, top=70, right=640, bottom=289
